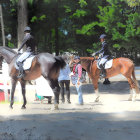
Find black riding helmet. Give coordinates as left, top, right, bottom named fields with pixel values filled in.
left=99, top=34, right=106, bottom=39
left=24, top=26, right=31, bottom=33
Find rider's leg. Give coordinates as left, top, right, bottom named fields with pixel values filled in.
left=99, top=64, right=106, bottom=78
left=17, top=61, right=24, bottom=78
left=99, top=56, right=108, bottom=78
left=17, top=52, right=31, bottom=78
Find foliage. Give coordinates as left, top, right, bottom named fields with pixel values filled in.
left=0, top=0, right=140, bottom=61
left=125, top=0, right=140, bottom=7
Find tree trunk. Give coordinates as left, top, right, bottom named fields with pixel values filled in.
left=54, top=0, right=59, bottom=55
left=0, top=4, right=5, bottom=46
left=17, top=0, right=28, bottom=50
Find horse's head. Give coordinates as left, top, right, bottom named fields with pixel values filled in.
left=0, top=46, right=17, bottom=64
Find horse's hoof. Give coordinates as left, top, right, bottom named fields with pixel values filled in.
left=128, top=98, right=132, bottom=101
left=9, top=106, right=13, bottom=109
left=95, top=97, right=100, bottom=102
left=21, top=106, right=26, bottom=109
left=48, top=101, right=52, bottom=104
left=95, top=99, right=99, bottom=102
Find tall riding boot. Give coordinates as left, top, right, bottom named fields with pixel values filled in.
left=100, top=64, right=106, bottom=78
left=17, top=62, right=24, bottom=78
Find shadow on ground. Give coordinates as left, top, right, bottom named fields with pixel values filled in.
left=71, top=81, right=140, bottom=95
left=0, top=111, right=140, bottom=140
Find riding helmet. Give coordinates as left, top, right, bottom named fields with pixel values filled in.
left=24, top=26, right=31, bottom=32
left=74, top=56, right=80, bottom=60
left=99, top=34, right=106, bottom=39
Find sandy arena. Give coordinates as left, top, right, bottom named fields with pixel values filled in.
left=0, top=68, right=140, bottom=140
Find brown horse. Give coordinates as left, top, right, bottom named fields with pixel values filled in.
left=70, top=56, right=139, bottom=102
left=0, top=46, right=66, bottom=109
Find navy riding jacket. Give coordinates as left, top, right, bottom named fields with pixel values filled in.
left=95, top=41, right=111, bottom=57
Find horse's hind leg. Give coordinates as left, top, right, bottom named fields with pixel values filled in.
left=127, top=77, right=136, bottom=101
left=20, top=80, right=27, bottom=109
left=50, top=79, right=60, bottom=110
left=10, top=79, right=17, bottom=109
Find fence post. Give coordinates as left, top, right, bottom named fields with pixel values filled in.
left=2, top=61, right=9, bottom=101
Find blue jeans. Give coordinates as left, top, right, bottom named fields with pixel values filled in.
left=75, top=82, right=83, bottom=104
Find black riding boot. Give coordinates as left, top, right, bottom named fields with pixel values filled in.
left=17, top=62, right=24, bottom=78
left=99, top=64, right=106, bottom=78
left=103, top=78, right=111, bottom=85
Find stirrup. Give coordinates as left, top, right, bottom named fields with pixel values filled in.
left=100, top=73, right=106, bottom=79
left=17, top=73, right=24, bottom=78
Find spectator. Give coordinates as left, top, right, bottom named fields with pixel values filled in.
left=58, top=56, right=71, bottom=104
left=71, top=56, right=84, bottom=105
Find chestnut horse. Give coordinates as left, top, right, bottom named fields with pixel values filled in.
left=70, top=56, right=139, bottom=102
left=0, top=46, right=66, bottom=109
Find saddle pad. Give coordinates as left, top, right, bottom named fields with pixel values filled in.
left=97, top=59, right=113, bottom=69
left=15, top=56, right=35, bottom=70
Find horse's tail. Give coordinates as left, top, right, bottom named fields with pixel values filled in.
left=55, top=56, right=66, bottom=69
left=132, top=68, right=140, bottom=94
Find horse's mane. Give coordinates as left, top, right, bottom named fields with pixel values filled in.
left=1, top=46, right=17, bottom=55
left=80, top=57, right=94, bottom=72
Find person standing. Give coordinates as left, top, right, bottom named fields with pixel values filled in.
left=17, top=26, right=36, bottom=78
left=58, top=56, right=71, bottom=103
left=71, top=56, right=84, bottom=105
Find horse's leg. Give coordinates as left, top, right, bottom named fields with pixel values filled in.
left=92, top=77, right=100, bottom=102
left=128, top=89, right=133, bottom=101
left=50, top=79, right=60, bottom=110
left=20, top=80, right=27, bottom=109
left=10, top=78, right=17, bottom=109
left=127, top=77, right=136, bottom=101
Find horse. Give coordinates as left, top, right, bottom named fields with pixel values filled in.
left=0, top=46, right=66, bottom=109
left=70, top=56, right=139, bottom=102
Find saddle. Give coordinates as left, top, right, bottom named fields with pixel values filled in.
left=97, top=59, right=113, bottom=69
left=15, top=54, right=35, bottom=70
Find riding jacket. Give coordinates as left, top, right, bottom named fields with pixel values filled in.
left=95, top=41, right=111, bottom=57
left=18, top=33, right=36, bottom=53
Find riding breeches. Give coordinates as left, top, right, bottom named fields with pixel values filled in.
left=99, top=55, right=109, bottom=66
left=17, top=52, right=32, bottom=62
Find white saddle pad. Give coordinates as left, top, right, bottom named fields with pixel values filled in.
left=97, top=59, right=113, bottom=69
left=15, top=56, right=35, bottom=70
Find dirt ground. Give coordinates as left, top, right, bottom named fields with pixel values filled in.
left=0, top=69, right=140, bottom=140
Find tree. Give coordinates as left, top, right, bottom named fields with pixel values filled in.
left=17, top=0, right=28, bottom=49
left=126, top=0, right=140, bottom=7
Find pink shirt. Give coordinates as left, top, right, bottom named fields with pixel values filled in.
left=73, top=63, right=82, bottom=78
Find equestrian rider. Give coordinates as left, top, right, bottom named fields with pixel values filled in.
left=95, top=34, right=111, bottom=78
left=17, top=26, right=36, bottom=78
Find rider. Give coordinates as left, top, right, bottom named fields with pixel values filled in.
left=95, top=34, right=111, bottom=78
left=17, top=26, right=36, bottom=78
